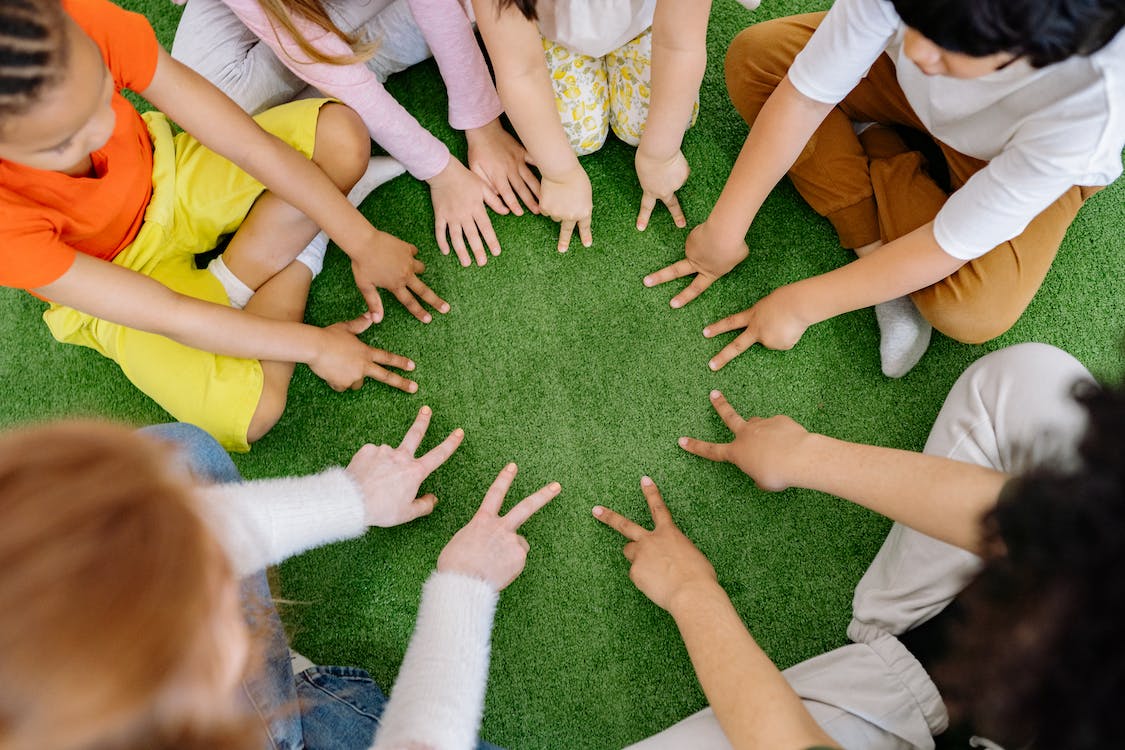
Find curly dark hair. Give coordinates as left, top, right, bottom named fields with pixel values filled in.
left=937, top=378, right=1125, bottom=749
left=891, top=0, right=1125, bottom=68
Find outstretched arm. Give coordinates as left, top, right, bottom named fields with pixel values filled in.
left=36, top=255, right=417, bottom=392
left=645, top=77, right=832, bottom=306
left=140, top=46, right=446, bottom=321
left=633, top=0, right=711, bottom=230
left=595, top=478, right=840, bottom=749
left=680, top=391, right=1008, bottom=553
left=372, top=464, right=561, bottom=750
left=472, top=0, right=592, bottom=252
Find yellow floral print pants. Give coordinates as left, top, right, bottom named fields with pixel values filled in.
left=543, top=28, right=699, bottom=156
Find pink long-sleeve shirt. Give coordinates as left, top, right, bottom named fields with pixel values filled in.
left=222, top=0, right=503, bottom=180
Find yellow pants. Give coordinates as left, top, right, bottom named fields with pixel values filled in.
left=544, top=28, right=699, bottom=156
left=43, top=99, right=327, bottom=451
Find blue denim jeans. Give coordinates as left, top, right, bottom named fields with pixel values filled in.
left=143, top=424, right=501, bottom=750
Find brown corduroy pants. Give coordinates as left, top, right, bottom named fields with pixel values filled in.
left=723, top=13, right=1099, bottom=344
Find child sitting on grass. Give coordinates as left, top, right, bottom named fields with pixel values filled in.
left=172, top=0, right=543, bottom=268
left=645, top=0, right=1124, bottom=377
left=0, top=0, right=448, bottom=451
left=472, top=0, right=755, bottom=252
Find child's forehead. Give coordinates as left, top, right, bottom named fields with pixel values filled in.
left=0, top=21, right=109, bottom=149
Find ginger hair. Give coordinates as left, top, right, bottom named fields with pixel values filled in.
left=0, top=422, right=260, bottom=750
left=258, top=0, right=379, bottom=66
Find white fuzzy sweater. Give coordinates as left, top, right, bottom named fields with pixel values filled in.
left=199, top=471, right=499, bottom=750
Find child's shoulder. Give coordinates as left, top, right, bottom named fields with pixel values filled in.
left=62, top=0, right=161, bottom=94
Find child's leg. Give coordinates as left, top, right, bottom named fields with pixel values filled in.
left=171, top=0, right=304, bottom=114
left=543, top=38, right=610, bottom=156
left=219, top=103, right=369, bottom=291
left=725, top=13, right=882, bottom=249
left=606, top=28, right=698, bottom=147
left=909, top=185, right=1097, bottom=344
left=326, top=0, right=433, bottom=84
left=216, top=103, right=370, bottom=441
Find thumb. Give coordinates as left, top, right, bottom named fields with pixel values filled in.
left=410, top=493, right=438, bottom=520
left=341, top=313, right=375, bottom=336
left=363, top=287, right=385, bottom=324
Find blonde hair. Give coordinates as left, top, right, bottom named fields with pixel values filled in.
left=0, top=422, right=260, bottom=750
left=258, top=0, right=379, bottom=66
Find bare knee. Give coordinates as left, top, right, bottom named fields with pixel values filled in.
left=312, top=103, right=370, bottom=192
left=246, top=377, right=289, bottom=444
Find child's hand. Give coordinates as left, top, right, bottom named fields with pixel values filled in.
left=437, top=463, right=561, bottom=591
left=677, top=391, right=812, bottom=492
left=592, top=476, right=718, bottom=613
left=346, top=405, right=465, bottom=527
left=643, top=220, right=749, bottom=308
left=310, top=314, right=419, bottom=392
left=349, top=231, right=449, bottom=323
left=540, top=164, right=593, bottom=253
left=428, top=157, right=503, bottom=267
left=635, top=148, right=689, bottom=231
left=703, top=285, right=812, bottom=369
left=466, top=119, right=541, bottom=217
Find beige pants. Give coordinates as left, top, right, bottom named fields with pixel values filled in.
left=723, top=14, right=1100, bottom=344
left=627, top=342, right=1094, bottom=750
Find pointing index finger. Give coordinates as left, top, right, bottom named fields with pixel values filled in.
left=592, top=505, right=647, bottom=542
left=397, top=405, right=432, bottom=454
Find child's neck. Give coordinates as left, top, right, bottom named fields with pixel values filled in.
left=60, top=153, right=96, bottom=178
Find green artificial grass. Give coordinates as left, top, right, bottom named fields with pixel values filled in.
left=1, top=1, right=1123, bottom=748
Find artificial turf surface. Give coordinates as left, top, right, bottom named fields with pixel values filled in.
left=1, top=1, right=1123, bottom=747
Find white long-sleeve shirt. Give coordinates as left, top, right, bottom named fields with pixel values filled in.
left=199, top=470, right=498, bottom=750
left=788, top=0, right=1125, bottom=261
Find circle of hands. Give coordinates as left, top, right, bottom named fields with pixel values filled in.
left=360, top=389, right=811, bottom=600
left=332, top=145, right=813, bottom=597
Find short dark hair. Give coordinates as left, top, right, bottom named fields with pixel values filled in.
left=0, top=0, right=68, bottom=121
left=497, top=0, right=538, bottom=21
left=938, top=377, right=1125, bottom=748
left=891, top=0, right=1125, bottom=67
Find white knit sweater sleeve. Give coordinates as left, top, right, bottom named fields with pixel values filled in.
left=371, top=571, right=500, bottom=750
left=197, top=468, right=368, bottom=577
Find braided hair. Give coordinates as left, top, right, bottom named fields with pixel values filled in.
left=0, top=0, right=68, bottom=123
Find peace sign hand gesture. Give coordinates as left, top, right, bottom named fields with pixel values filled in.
left=346, top=405, right=465, bottom=527
left=593, top=476, right=716, bottom=613
left=437, top=463, right=561, bottom=591
left=677, top=390, right=812, bottom=492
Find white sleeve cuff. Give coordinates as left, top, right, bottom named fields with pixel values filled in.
left=197, top=468, right=367, bottom=577
left=371, top=571, right=500, bottom=750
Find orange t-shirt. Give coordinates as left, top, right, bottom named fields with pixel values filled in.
left=0, top=0, right=160, bottom=290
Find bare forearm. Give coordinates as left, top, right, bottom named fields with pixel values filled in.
left=792, top=433, right=1007, bottom=553
left=638, top=0, right=710, bottom=158
left=790, top=223, right=966, bottom=325
left=708, top=77, right=833, bottom=246
left=497, top=68, right=580, bottom=179
left=670, top=581, right=839, bottom=750
left=142, top=50, right=378, bottom=260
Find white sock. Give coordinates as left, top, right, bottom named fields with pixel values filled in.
left=295, top=157, right=405, bottom=277
left=207, top=256, right=254, bottom=309
left=348, top=156, right=406, bottom=207
left=295, top=233, right=329, bottom=277
left=875, top=296, right=933, bottom=378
